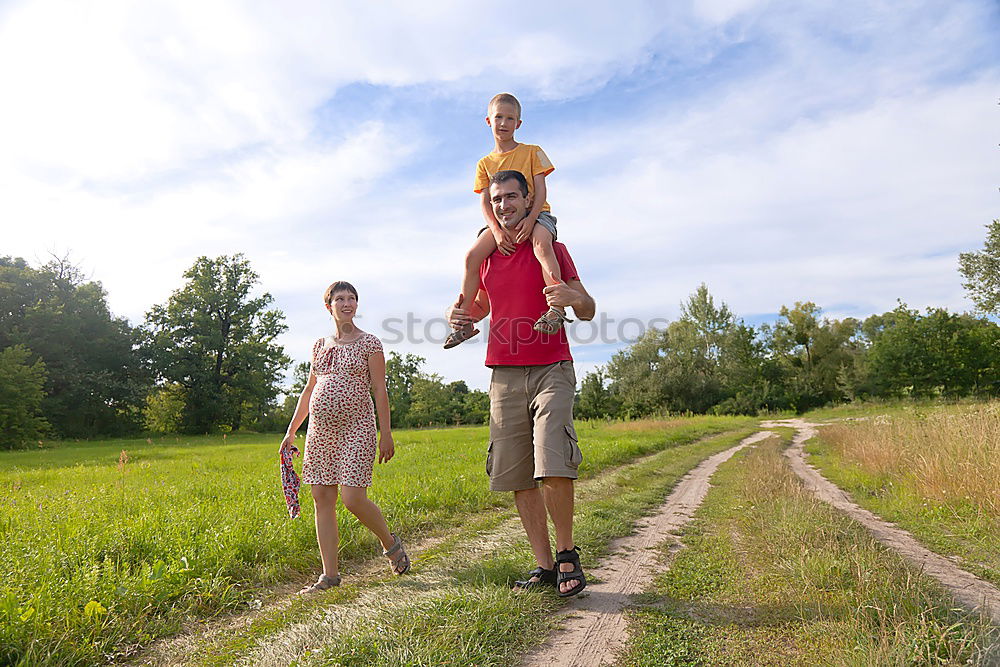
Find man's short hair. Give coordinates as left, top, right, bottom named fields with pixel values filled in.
left=489, top=170, right=529, bottom=197
left=488, top=92, right=521, bottom=117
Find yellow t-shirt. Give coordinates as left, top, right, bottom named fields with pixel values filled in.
left=473, top=143, right=554, bottom=213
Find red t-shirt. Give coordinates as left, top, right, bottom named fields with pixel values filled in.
left=479, top=241, right=580, bottom=366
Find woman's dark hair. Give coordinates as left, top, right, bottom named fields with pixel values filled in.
left=324, top=281, right=358, bottom=305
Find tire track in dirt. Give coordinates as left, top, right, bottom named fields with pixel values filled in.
left=521, top=430, right=775, bottom=667
left=765, top=418, right=1000, bottom=625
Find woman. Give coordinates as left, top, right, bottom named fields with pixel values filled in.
left=280, top=280, right=409, bottom=593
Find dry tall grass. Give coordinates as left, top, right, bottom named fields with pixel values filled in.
left=821, top=402, right=1000, bottom=516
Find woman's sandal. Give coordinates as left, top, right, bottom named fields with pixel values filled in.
left=533, top=307, right=573, bottom=334
left=555, top=546, right=587, bottom=598
left=383, top=533, right=411, bottom=575
left=443, top=323, right=480, bottom=349
left=513, top=566, right=556, bottom=590
left=299, top=573, right=341, bottom=594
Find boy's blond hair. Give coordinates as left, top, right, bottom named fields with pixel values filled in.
left=488, top=93, right=521, bottom=118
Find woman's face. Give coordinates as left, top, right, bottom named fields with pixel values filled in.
left=326, top=290, right=358, bottom=322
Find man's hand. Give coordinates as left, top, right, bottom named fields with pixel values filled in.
left=542, top=272, right=580, bottom=310
left=447, top=293, right=475, bottom=329
left=378, top=433, right=395, bottom=463
left=491, top=226, right=517, bottom=256
left=514, top=216, right=537, bottom=244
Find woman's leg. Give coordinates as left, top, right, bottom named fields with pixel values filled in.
left=339, top=485, right=393, bottom=550
left=311, top=483, right=340, bottom=577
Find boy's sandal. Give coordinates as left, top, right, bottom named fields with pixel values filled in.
left=513, top=566, right=557, bottom=590
left=555, top=546, right=587, bottom=598
left=299, top=573, right=341, bottom=594
left=533, top=307, right=573, bottom=335
left=383, top=533, right=411, bottom=575
left=443, top=324, right=480, bottom=349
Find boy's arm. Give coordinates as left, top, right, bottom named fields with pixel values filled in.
left=514, top=174, right=547, bottom=244
left=481, top=191, right=516, bottom=255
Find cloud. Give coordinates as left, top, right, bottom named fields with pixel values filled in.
left=1, top=0, right=997, bottom=393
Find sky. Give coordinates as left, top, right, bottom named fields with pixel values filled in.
left=1, top=0, right=997, bottom=391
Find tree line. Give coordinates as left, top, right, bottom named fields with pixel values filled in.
left=2, top=220, right=998, bottom=448
left=0, top=253, right=490, bottom=449
left=576, top=220, right=1000, bottom=419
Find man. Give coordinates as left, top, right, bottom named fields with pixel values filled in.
left=447, top=169, right=596, bottom=596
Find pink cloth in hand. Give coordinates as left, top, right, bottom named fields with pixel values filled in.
left=280, top=445, right=301, bottom=519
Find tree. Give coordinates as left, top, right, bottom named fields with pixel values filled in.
left=0, top=345, right=49, bottom=449
left=771, top=302, right=860, bottom=411
left=143, top=383, right=186, bottom=433
left=959, top=219, right=1000, bottom=315
left=0, top=256, right=146, bottom=437
left=865, top=304, right=1000, bottom=397
left=385, top=351, right=424, bottom=427
left=143, top=255, right=290, bottom=433
left=680, top=283, right=734, bottom=361
left=576, top=368, right=621, bottom=419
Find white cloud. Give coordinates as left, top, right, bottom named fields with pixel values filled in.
left=1, top=0, right=996, bottom=393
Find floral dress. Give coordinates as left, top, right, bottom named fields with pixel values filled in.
left=302, top=332, right=382, bottom=487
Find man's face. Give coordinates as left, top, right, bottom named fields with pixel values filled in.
left=489, top=178, right=532, bottom=229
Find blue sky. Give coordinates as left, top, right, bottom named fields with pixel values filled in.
left=1, top=0, right=997, bottom=390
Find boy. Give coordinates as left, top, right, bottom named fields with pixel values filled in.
left=444, top=92, right=570, bottom=349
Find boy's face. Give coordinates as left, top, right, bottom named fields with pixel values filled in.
left=486, top=102, right=521, bottom=142
left=489, top=178, right=532, bottom=228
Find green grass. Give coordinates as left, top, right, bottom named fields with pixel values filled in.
left=0, top=416, right=751, bottom=665
left=618, top=434, right=997, bottom=666
left=807, top=410, right=1000, bottom=589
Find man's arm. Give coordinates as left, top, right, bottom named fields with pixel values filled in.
left=543, top=277, right=595, bottom=321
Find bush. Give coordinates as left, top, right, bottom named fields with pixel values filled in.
left=0, top=345, right=49, bottom=449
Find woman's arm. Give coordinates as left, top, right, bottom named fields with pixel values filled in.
left=368, top=350, right=395, bottom=463
left=279, top=371, right=317, bottom=452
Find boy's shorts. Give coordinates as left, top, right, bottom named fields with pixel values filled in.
left=486, top=361, right=581, bottom=491
left=477, top=211, right=558, bottom=241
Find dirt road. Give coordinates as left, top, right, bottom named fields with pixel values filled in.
left=521, top=431, right=775, bottom=667
left=765, top=418, right=1000, bottom=625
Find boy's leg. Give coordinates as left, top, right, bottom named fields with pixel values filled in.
left=445, top=231, right=497, bottom=349
left=530, top=224, right=572, bottom=333
left=530, top=223, right=561, bottom=286
left=461, top=230, right=497, bottom=314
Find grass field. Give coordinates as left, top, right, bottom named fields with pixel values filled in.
left=619, top=432, right=998, bottom=665
left=808, top=401, right=1000, bottom=588
left=0, top=416, right=751, bottom=666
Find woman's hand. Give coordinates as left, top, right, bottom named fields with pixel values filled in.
left=378, top=433, right=395, bottom=464
left=279, top=432, right=296, bottom=456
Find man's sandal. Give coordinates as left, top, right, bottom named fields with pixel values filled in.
left=533, top=307, right=573, bottom=335
left=555, top=546, right=587, bottom=598
left=383, top=533, right=411, bottom=575
left=299, top=573, right=341, bottom=594
left=513, top=566, right=557, bottom=590
left=443, top=323, right=480, bottom=349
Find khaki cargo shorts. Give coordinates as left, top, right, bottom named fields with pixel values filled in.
left=486, top=361, right=582, bottom=491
